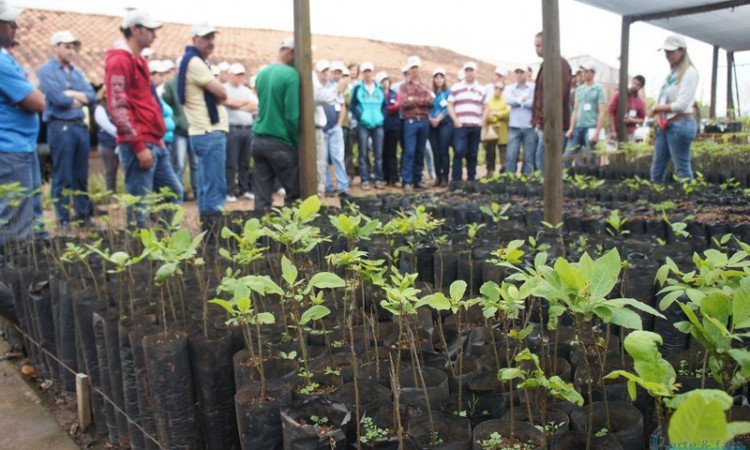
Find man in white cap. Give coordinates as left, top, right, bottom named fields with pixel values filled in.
left=252, top=37, right=301, bottom=211
left=312, top=59, right=336, bottom=197
left=504, top=67, right=537, bottom=175
left=331, top=61, right=356, bottom=179
left=161, top=59, right=176, bottom=82
left=177, top=22, right=229, bottom=214
left=447, top=61, right=486, bottom=183
left=148, top=59, right=167, bottom=95
left=314, top=61, right=349, bottom=198
left=105, top=9, right=183, bottom=228
left=398, top=55, right=434, bottom=192
left=565, top=62, right=607, bottom=168
left=223, top=62, right=257, bottom=202
left=0, top=0, right=48, bottom=243
left=217, top=61, right=230, bottom=84
left=37, top=29, right=97, bottom=226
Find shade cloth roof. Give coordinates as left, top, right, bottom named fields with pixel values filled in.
left=574, top=0, right=750, bottom=52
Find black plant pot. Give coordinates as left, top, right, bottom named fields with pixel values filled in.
left=552, top=429, right=624, bottom=450
left=570, top=401, right=644, bottom=450
left=235, top=380, right=292, bottom=450
left=280, top=397, right=351, bottom=450
left=471, top=419, right=546, bottom=450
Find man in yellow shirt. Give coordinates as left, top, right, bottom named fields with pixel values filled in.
left=177, top=22, right=228, bottom=213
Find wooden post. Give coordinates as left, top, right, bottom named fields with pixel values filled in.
left=710, top=45, right=719, bottom=119
left=616, top=17, right=631, bottom=142
left=76, top=373, right=91, bottom=432
left=726, top=50, right=735, bottom=119
left=542, top=0, right=563, bottom=226
left=293, top=0, right=316, bottom=198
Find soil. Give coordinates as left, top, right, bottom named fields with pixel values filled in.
left=479, top=435, right=539, bottom=450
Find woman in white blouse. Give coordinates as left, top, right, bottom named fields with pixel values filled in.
left=650, top=35, right=699, bottom=182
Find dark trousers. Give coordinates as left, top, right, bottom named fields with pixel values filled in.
left=48, top=121, right=91, bottom=224
left=452, top=125, right=481, bottom=181
left=484, top=142, right=507, bottom=174
left=226, top=126, right=253, bottom=195
left=383, top=128, right=400, bottom=184
left=429, top=120, right=453, bottom=182
left=251, top=137, right=300, bottom=211
left=98, top=145, right=119, bottom=193
left=343, top=126, right=355, bottom=178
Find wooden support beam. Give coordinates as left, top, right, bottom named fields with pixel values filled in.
left=542, top=0, right=563, bottom=227
left=727, top=50, right=735, bottom=119
left=710, top=45, right=719, bottom=119
left=294, top=0, right=316, bottom=199
left=616, top=17, right=631, bottom=142
left=76, top=373, right=91, bottom=432
left=630, top=0, right=750, bottom=23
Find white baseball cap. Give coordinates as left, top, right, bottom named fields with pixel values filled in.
left=494, top=66, right=504, bottom=75
left=331, top=61, right=346, bottom=73
left=360, top=61, right=374, bottom=72
left=432, top=67, right=446, bottom=77
left=280, top=37, right=294, bottom=50
left=0, top=1, right=22, bottom=22
left=315, top=59, right=331, bottom=72
left=218, top=61, right=230, bottom=72
left=148, top=59, right=165, bottom=73
left=50, top=30, right=79, bottom=46
left=401, top=65, right=410, bottom=74
left=141, top=47, right=155, bottom=58
left=210, top=64, right=220, bottom=76
left=660, top=34, right=687, bottom=51
left=192, top=22, right=218, bottom=37
left=121, top=10, right=162, bottom=30
left=375, top=71, right=389, bottom=84
left=463, top=61, right=478, bottom=71
left=229, top=63, right=246, bottom=75
left=162, top=59, right=175, bottom=71
left=407, top=55, right=421, bottom=68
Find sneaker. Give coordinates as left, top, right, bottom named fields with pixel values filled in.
left=338, top=191, right=351, bottom=199
left=226, top=195, right=237, bottom=203
left=403, top=183, right=414, bottom=194
left=414, top=181, right=428, bottom=189
left=276, top=187, right=286, bottom=196
left=361, top=182, right=371, bottom=191
left=375, top=181, right=386, bottom=189
left=241, top=192, right=255, bottom=200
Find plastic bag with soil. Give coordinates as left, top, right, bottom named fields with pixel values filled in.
left=143, top=330, right=203, bottom=449
left=280, top=397, right=351, bottom=450
left=407, top=410, right=471, bottom=450
left=235, top=379, right=292, bottom=450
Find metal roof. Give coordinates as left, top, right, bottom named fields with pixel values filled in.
left=574, top=0, right=750, bottom=52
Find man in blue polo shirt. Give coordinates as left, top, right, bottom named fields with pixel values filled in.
left=37, top=29, right=97, bottom=226
left=0, top=1, right=48, bottom=244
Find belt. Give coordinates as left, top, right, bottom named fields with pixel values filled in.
left=50, top=119, right=85, bottom=126
left=230, top=124, right=253, bottom=129
left=668, top=113, right=692, bottom=123
left=405, top=116, right=427, bottom=122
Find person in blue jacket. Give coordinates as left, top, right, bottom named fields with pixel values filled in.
left=429, top=67, right=453, bottom=187
left=351, top=62, right=386, bottom=190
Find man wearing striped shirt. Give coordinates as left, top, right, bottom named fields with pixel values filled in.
left=447, top=62, right=486, bottom=183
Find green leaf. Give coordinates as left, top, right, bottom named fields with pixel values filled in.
left=732, top=284, right=750, bottom=329
left=590, top=248, right=621, bottom=299
left=666, top=389, right=733, bottom=410
left=668, top=391, right=728, bottom=447
left=416, top=293, right=451, bottom=311
left=172, top=228, right=192, bottom=252
left=479, top=281, right=500, bottom=302
left=554, top=257, right=584, bottom=291
left=449, top=280, right=467, bottom=302
left=155, top=262, right=180, bottom=282
left=304, top=272, right=345, bottom=294
left=246, top=276, right=284, bottom=296
left=609, top=298, right=666, bottom=320
left=109, top=251, right=130, bottom=266
left=209, top=299, right=235, bottom=315
left=606, top=306, right=643, bottom=330
left=497, top=367, right=525, bottom=381
left=281, top=255, right=298, bottom=286
left=700, top=292, right=731, bottom=325
left=255, top=312, right=276, bottom=325
left=298, top=195, right=321, bottom=221
left=237, top=297, right=251, bottom=314
left=299, top=305, right=331, bottom=325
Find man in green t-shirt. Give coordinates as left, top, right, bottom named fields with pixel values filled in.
left=564, top=63, right=607, bottom=168
left=252, top=37, right=300, bottom=211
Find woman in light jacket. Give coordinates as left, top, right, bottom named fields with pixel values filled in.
left=650, top=34, right=699, bottom=182
left=482, top=81, right=511, bottom=176
left=429, top=67, right=453, bottom=187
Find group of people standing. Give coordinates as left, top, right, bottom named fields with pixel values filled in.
left=0, top=0, right=701, bottom=245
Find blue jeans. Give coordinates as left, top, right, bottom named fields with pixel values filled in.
left=506, top=126, right=538, bottom=176
left=429, top=120, right=453, bottom=181
left=424, top=140, right=436, bottom=178
left=325, top=126, right=349, bottom=193
left=118, top=142, right=183, bottom=228
left=651, top=118, right=696, bottom=182
left=170, top=135, right=199, bottom=197
left=401, top=118, right=429, bottom=185
left=357, top=125, right=384, bottom=183
left=563, top=127, right=594, bottom=168
left=0, top=151, right=47, bottom=245
left=452, top=126, right=481, bottom=181
left=535, top=129, right=567, bottom=176
left=190, top=131, right=227, bottom=213
left=48, top=121, right=91, bottom=224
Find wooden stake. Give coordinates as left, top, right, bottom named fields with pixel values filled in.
left=542, top=0, right=563, bottom=226
left=294, top=0, right=317, bottom=198
left=76, top=373, right=91, bottom=432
